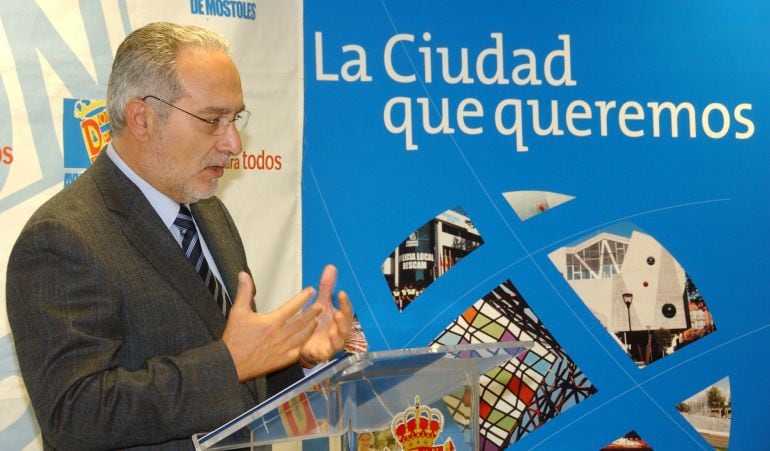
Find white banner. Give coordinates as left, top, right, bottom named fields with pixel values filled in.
left=0, top=1, right=302, bottom=447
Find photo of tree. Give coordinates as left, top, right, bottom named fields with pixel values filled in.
left=676, top=377, right=731, bottom=450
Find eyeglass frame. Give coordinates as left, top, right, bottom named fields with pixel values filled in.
left=141, top=95, right=250, bottom=135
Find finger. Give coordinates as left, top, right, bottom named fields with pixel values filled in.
left=301, top=335, right=335, bottom=363
left=285, top=298, right=323, bottom=331
left=283, top=314, right=320, bottom=353
left=273, top=287, right=317, bottom=322
left=230, top=271, right=256, bottom=313
left=276, top=299, right=321, bottom=350
left=293, top=314, right=320, bottom=346
left=335, top=290, right=354, bottom=331
left=322, top=292, right=354, bottom=351
left=316, top=264, right=338, bottom=306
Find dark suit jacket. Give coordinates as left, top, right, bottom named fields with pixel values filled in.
left=6, top=153, right=302, bottom=450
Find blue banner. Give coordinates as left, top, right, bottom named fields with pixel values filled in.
left=303, top=1, right=770, bottom=449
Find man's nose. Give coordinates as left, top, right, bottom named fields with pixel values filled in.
left=217, top=122, right=243, bottom=156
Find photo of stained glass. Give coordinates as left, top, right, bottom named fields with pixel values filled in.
left=382, top=206, right=484, bottom=311
left=431, top=280, right=597, bottom=450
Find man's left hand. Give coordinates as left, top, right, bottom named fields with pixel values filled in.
left=298, top=264, right=354, bottom=367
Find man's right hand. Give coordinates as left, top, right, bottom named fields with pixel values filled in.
left=222, top=271, right=322, bottom=381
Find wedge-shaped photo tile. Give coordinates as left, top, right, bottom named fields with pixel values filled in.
left=502, top=190, right=574, bottom=222
left=549, top=226, right=716, bottom=367
left=600, top=430, right=653, bottom=450
left=382, top=206, right=484, bottom=311
left=431, top=280, right=596, bottom=450
left=676, top=377, right=731, bottom=450
left=344, top=316, right=369, bottom=354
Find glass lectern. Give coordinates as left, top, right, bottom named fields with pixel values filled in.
left=193, top=341, right=531, bottom=450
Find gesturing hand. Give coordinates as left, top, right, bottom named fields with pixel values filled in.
left=298, top=265, right=354, bottom=367
left=222, top=272, right=322, bottom=381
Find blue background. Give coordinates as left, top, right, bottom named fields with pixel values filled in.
left=303, top=1, right=769, bottom=449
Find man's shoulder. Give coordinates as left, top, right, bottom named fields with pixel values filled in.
left=19, top=155, right=127, bottom=239
left=28, top=170, right=102, bottom=225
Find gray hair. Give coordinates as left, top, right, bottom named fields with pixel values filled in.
left=107, top=22, right=230, bottom=135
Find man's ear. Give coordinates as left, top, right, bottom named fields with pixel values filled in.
left=124, top=98, right=153, bottom=142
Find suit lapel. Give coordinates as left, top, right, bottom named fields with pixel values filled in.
left=89, top=154, right=227, bottom=338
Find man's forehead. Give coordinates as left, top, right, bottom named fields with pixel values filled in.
left=176, top=48, right=244, bottom=112
left=176, top=48, right=239, bottom=80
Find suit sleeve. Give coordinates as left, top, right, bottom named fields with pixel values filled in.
left=6, top=218, right=254, bottom=450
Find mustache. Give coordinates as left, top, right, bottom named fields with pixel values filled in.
left=206, top=156, right=233, bottom=168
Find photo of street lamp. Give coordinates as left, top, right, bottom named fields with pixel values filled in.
left=622, top=292, right=633, bottom=348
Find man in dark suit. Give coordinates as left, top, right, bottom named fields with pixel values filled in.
left=6, top=22, right=353, bottom=450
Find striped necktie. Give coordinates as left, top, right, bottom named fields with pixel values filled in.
left=174, top=204, right=230, bottom=317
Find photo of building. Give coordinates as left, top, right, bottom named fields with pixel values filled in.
left=548, top=227, right=716, bottom=366
left=382, top=206, right=484, bottom=311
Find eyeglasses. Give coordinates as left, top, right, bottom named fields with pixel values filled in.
left=141, top=95, right=250, bottom=135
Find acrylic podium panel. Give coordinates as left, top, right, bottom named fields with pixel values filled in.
left=193, top=341, right=531, bottom=450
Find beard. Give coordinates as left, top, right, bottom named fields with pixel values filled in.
left=142, top=136, right=226, bottom=204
